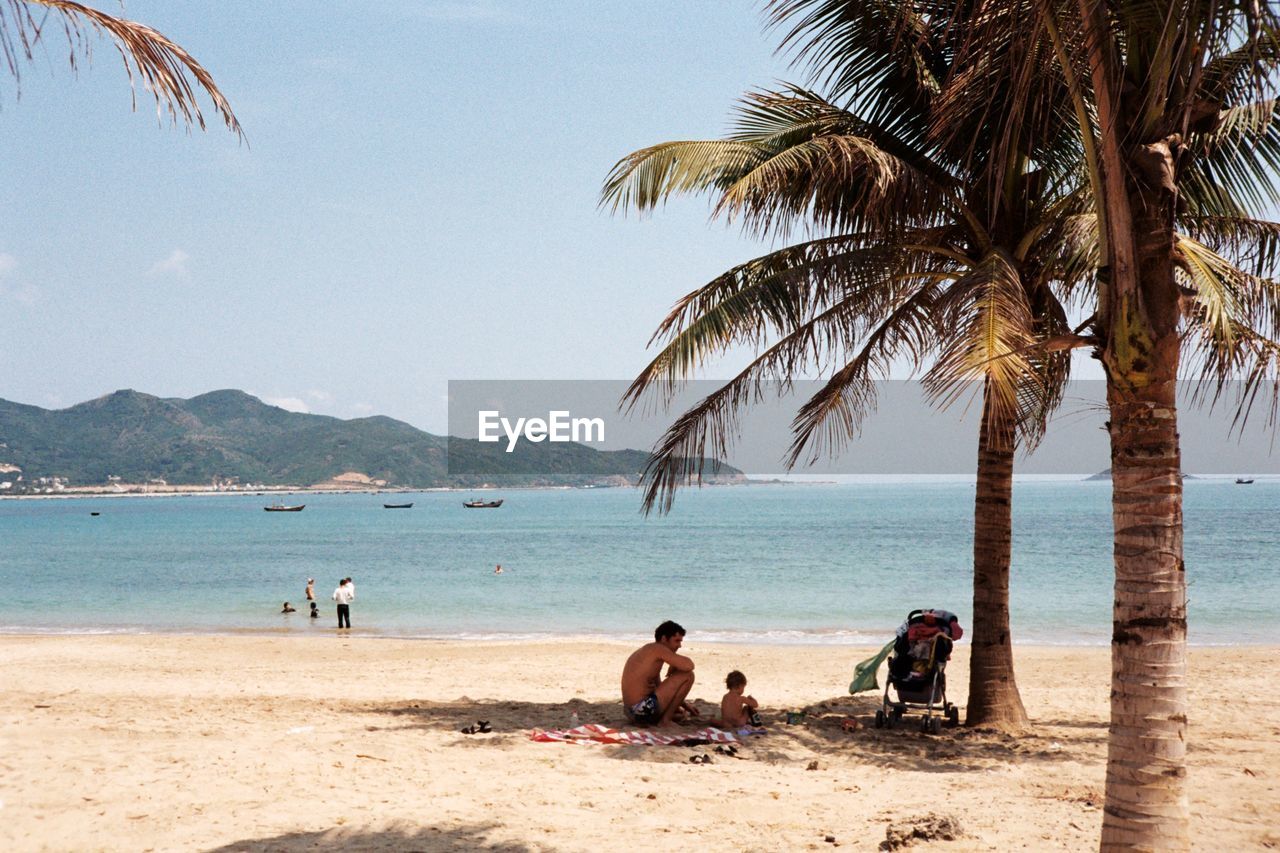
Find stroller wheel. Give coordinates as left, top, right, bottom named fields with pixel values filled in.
left=930, top=716, right=943, bottom=735
left=946, top=706, right=960, bottom=728
left=874, top=709, right=886, bottom=729
left=919, top=716, right=930, bottom=733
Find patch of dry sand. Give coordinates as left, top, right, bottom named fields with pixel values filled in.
left=1, top=636, right=1276, bottom=851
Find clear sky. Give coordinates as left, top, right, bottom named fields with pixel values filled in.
left=0, top=1, right=826, bottom=433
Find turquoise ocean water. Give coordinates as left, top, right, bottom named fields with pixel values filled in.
left=0, top=479, right=1274, bottom=645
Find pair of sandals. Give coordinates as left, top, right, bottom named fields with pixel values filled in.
left=713, top=744, right=741, bottom=758
left=688, top=753, right=714, bottom=764
left=460, top=719, right=492, bottom=735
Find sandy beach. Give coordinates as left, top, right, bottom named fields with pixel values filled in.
left=1, top=636, right=1276, bottom=851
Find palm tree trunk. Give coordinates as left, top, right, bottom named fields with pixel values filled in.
left=966, top=385, right=1029, bottom=730
left=1074, top=1, right=1191, bottom=840
left=1099, top=192, right=1189, bottom=850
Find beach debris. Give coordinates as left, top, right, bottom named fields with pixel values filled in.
left=880, top=813, right=964, bottom=850
left=355, top=754, right=387, bottom=762
left=824, top=835, right=837, bottom=844
left=286, top=725, right=314, bottom=735
left=841, top=717, right=860, bottom=732
left=806, top=760, right=820, bottom=771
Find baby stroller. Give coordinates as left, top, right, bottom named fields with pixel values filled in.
left=874, top=609, right=962, bottom=734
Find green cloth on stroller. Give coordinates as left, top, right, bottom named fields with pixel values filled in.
left=849, top=639, right=896, bottom=694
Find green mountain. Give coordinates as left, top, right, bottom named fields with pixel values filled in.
left=0, top=389, right=741, bottom=488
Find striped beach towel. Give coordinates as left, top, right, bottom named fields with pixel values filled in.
left=530, top=723, right=756, bottom=745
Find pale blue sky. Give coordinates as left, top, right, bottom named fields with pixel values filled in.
left=0, top=1, right=822, bottom=432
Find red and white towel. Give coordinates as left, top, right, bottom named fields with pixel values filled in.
left=530, top=723, right=751, bottom=745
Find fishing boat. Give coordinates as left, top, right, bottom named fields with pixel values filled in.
left=264, top=502, right=305, bottom=512
left=463, top=499, right=503, bottom=508
left=383, top=502, right=414, bottom=509
left=1236, top=477, right=1255, bottom=484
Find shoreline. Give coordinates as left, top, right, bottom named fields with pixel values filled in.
left=3, top=634, right=1276, bottom=851
left=0, top=626, right=1267, bottom=647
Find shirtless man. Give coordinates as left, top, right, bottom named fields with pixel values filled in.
left=620, top=620, right=698, bottom=727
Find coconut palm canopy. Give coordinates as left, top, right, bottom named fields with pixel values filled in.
left=602, top=7, right=1280, bottom=517
left=0, top=0, right=241, bottom=139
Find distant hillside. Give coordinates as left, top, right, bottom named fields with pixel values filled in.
left=0, top=390, right=741, bottom=489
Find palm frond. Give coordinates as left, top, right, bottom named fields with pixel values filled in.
left=923, top=250, right=1040, bottom=436
left=0, top=0, right=242, bottom=138
left=785, top=278, right=948, bottom=467
left=635, top=294, right=903, bottom=514
left=600, top=139, right=767, bottom=214
left=1186, top=99, right=1280, bottom=213
left=625, top=236, right=913, bottom=409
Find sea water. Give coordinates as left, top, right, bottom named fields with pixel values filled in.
left=0, top=479, right=1274, bottom=645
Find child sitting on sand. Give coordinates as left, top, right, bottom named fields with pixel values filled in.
left=717, top=670, right=761, bottom=728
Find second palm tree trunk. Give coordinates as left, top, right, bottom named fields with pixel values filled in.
left=966, top=385, right=1029, bottom=730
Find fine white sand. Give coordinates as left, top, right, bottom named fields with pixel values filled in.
left=1, top=635, right=1276, bottom=851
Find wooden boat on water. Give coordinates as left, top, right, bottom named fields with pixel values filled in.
left=264, top=503, right=305, bottom=512
left=383, top=502, right=414, bottom=509
left=463, top=499, right=503, bottom=508
left=1236, top=477, right=1255, bottom=484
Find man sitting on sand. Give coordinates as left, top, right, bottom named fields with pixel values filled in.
left=620, top=620, right=699, bottom=727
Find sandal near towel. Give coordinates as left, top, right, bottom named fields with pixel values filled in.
left=688, top=753, right=713, bottom=764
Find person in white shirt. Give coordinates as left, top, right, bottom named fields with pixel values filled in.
left=332, top=578, right=355, bottom=628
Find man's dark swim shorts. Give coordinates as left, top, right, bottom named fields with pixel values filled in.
left=625, top=692, right=660, bottom=724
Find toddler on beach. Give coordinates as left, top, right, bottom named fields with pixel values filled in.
left=717, top=670, right=761, bottom=728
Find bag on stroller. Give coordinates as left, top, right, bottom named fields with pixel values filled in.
left=875, top=609, right=962, bottom=734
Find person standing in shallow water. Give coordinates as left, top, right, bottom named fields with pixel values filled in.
left=332, top=578, right=354, bottom=629
left=305, top=578, right=315, bottom=604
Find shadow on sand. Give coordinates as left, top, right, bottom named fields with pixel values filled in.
left=358, top=693, right=1106, bottom=774
left=203, top=821, right=532, bottom=852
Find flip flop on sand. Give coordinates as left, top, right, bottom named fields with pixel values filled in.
left=476, top=720, right=492, bottom=733
left=713, top=744, right=740, bottom=758
left=688, top=753, right=713, bottom=765
left=460, top=725, right=478, bottom=734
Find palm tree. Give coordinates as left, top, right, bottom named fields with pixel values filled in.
left=934, top=0, right=1280, bottom=844
left=604, top=74, right=1081, bottom=731
left=606, top=1, right=1280, bottom=759
left=0, top=0, right=241, bottom=138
